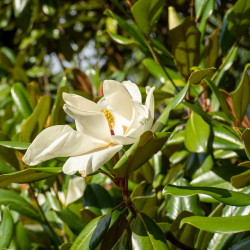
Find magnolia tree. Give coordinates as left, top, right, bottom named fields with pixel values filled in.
left=0, top=0, right=250, bottom=249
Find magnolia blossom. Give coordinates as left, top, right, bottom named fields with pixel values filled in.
left=23, top=80, right=154, bottom=177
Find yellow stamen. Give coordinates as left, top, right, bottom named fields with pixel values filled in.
left=101, top=108, right=115, bottom=130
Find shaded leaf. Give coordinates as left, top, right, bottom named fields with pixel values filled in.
left=16, top=221, right=31, bottom=250
left=0, top=207, right=13, bottom=249
left=189, top=67, right=215, bottom=85
left=231, top=170, right=250, bottom=189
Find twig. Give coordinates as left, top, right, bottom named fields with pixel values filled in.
left=99, top=169, right=116, bottom=182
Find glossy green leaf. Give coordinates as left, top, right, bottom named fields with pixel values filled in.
left=107, top=32, right=134, bottom=45
left=50, top=85, right=68, bottom=125
left=89, top=213, right=111, bottom=249
left=152, top=83, right=189, bottom=132
left=100, top=213, right=128, bottom=250
left=71, top=216, right=100, bottom=250
left=181, top=215, right=250, bottom=234
left=169, top=17, right=200, bottom=76
left=0, top=167, right=62, bottom=187
left=132, top=0, right=165, bottom=36
left=56, top=208, right=85, bottom=235
left=16, top=221, right=31, bottom=250
left=0, top=207, right=13, bottom=249
left=11, top=82, right=33, bottom=118
left=231, top=64, right=250, bottom=124
left=184, top=112, right=210, bottom=153
left=132, top=212, right=169, bottom=250
left=164, top=185, right=250, bottom=206
left=133, top=195, right=158, bottom=218
left=169, top=150, right=188, bottom=165
left=231, top=170, right=250, bottom=189
left=189, top=67, right=215, bottom=85
left=83, top=184, right=114, bottom=214
left=0, top=141, right=31, bottom=150
left=0, top=188, right=41, bottom=221
left=231, top=237, right=250, bottom=250
left=114, top=131, right=170, bottom=177
left=227, top=0, right=250, bottom=38
left=21, top=95, right=51, bottom=142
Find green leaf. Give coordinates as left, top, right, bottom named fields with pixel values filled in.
left=231, top=170, right=250, bottom=189
left=71, top=216, right=100, bottom=250
left=0, top=207, right=13, bottom=249
left=0, top=167, right=62, bottom=188
left=50, top=85, right=69, bottom=125
left=83, top=184, right=114, bottom=214
left=133, top=195, right=158, bottom=218
left=114, top=131, right=170, bottom=177
left=168, top=6, right=183, bottom=30
left=56, top=208, right=86, bottom=235
left=0, top=188, right=41, bottom=222
left=242, top=129, right=250, bottom=158
left=231, top=64, right=250, bottom=124
left=11, top=82, right=33, bottom=118
left=227, top=0, right=250, bottom=38
left=89, top=213, right=111, bottom=249
left=169, top=17, right=200, bottom=76
left=13, top=0, right=30, bottom=17
left=107, top=32, right=134, bottom=45
left=16, top=221, right=31, bottom=250
left=164, top=185, right=250, bottom=206
left=0, top=141, right=31, bottom=150
left=132, top=0, right=165, bottom=36
left=184, top=112, right=210, bottom=153
left=21, top=95, right=51, bottom=142
left=238, top=161, right=250, bottom=168
left=132, top=212, right=169, bottom=249
left=152, top=82, right=190, bottom=132
left=189, top=67, right=215, bottom=85
left=180, top=215, right=250, bottom=234
left=169, top=150, right=189, bottom=165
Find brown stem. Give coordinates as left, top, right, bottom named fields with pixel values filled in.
left=165, top=231, right=197, bottom=250
left=126, top=0, right=133, bottom=10
left=189, top=0, right=194, bottom=18
left=111, top=202, right=125, bottom=213
left=201, top=82, right=208, bottom=112
left=99, top=169, right=116, bottom=182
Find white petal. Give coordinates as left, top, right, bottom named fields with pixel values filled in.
left=145, top=86, right=155, bottom=118
left=111, top=135, right=136, bottom=145
left=63, top=93, right=101, bottom=112
left=63, top=144, right=123, bottom=176
left=22, top=125, right=108, bottom=166
left=103, top=80, right=133, bottom=122
left=122, top=80, right=142, bottom=103
left=65, top=176, right=86, bottom=205
left=63, top=104, right=111, bottom=142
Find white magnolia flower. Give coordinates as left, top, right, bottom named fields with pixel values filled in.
left=22, top=80, right=154, bottom=177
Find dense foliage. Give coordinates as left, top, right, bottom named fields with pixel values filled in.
left=0, top=0, right=250, bottom=249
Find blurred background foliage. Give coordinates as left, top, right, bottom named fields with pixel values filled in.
left=0, top=0, right=250, bottom=249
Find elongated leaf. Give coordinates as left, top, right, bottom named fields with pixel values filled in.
left=21, top=95, right=51, bottom=142
left=0, top=188, right=41, bottom=222
left=16, top=221, right=31, bottom=250
left=132, top=0, right=165, bottom=36
left=56, top=208, right=85, bottom=235
left=231, top=170, right=250, bottom=189
left=184, top=112, right=210, bottom=153
left=189, top=67, right=215, bottom=85
left=71, top=216, right=100, bottom=250
left=242, top=128, right=250, bottom=160
left=152, top=83, right=190, bottom=132
left=132, top=212, right=169, bottom=250
left=0, top=141, right=31, bottom=150
left=89, top=213, right=111, bottom=249
left=231, top=64, right=250, bottom=124
left=107, top=32, right=134, bottom=45
left=0, top=207, right=13, bottom=249
left=50, top=85, right=69, bottom=125
left=11, top=82, right=33, bottom=118
left=114, top=131, right=170, bottom=177
left=0, top=167, right=62, bottom=188
left=227, top=0, right=250, bottom=38
left=181, top=215, right=250, bottom=234
left=164, top=185, right=250, bottom=206
left=169, top=17, right=200, bottom=76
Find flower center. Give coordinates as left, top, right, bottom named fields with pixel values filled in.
left=101, top=108, right=115, bottom=131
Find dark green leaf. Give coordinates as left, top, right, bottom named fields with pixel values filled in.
left=169, top=17, right=200, bottom=76
left=114, top=131, right=170, bottom=177
left=180, top=215, right=250, bottom=233
left=231, top=170, right=250, bottom=189
left=0, top=167, right=62, bottom=187
left=189, top=67, right=215, bottom=85
left=16, top=221, right=31, bottom=250
left=89, top=213, right=111, bottom=249
left=231, top=64, right=250, bottom=124
left=0, top=207, right=13, bottom=249
left=184, top=112, right=210, bottom=153
left=132, top=212, right=169, bottom=249
left=164, top=185, right=250, bottom=206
